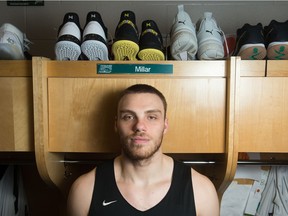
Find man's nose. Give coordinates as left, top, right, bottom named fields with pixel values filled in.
left=133, top=118, right=146, bottom=132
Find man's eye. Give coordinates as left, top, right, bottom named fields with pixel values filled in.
left=148, top=115, right=157, bottom=120
left=122, top=115, right=134, bottom=121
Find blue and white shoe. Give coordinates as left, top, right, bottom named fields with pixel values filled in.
left=55, top=12, right=82, bottom=61
left=81, top=11, right=109, bottom=61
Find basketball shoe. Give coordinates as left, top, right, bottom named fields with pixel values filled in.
left=55, top=12, right=82, bottom=61
left=196, top=12, right=225, bottom=60
left=81, top=11, right=109, bottom=60
left=233, top=23, right=266, bottom=60
left=0, top=23, right=31, bottom=60
left=265, top=20, right=288, bottom=60
left=112, top=10, right=139, bottom=60
left=137, top=20, right=165, bottom=61
left=170, top=4, right=197, bottom=60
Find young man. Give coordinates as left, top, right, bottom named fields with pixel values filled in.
left=67, top=84, right=219, bottom=216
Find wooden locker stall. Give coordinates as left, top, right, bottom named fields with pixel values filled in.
left=237, top=60, right=288, bottom=155
left=32, top=57, right=241, bottom=198
left=0, top=60, right=33, bottom=152
left=0, top=60, right=62, bottom=216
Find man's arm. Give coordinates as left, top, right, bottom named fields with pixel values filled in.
left=191, top=169, right=220, bottom=216
left=67, top=168, right=96, bottom=216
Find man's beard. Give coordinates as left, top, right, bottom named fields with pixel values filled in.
left=120, top=132, right=164, bottom=161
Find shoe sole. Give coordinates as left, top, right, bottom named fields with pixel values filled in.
left=0, top=43, right=24, bottom=60
left=197, top=41, right=224, bottom=60
left=238, top=44, right=266, bottom=60
left=170, top=31, right=197, bottom=60
left=81, top=40, right=109, bottom=60
left=55, top=40, right=81, bottom=61
left=267, top=42, right=288, bottom=60
left=138, top=48, right=165, bottom=61
left=112, top=40, right=139, bottom=60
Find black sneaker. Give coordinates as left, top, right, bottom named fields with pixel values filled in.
left=112, top=10, right=139, bottom=60
left=265, top=20, right=288, bottom=60
left=55, top=12, right=82, bottom=61
left=233, top=23, right=266, bottom=60
left=137, top=20, right=165, bottom=61
left=81, top=11, right=109, bottom=60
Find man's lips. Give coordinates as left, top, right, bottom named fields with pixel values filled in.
left=130, top=136, right=149, bottom=144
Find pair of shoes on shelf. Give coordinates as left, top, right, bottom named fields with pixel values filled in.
left=0, top=23, right=31, bottom=60
left=55, top=11, right=109, bottom=61
left=233, top=20, right=288, bottom=60
left=112, top=10, right=165, bottom=61
left=170, top=5, right=226, bottom=60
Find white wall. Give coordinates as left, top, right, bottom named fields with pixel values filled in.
left=0, top=1, right=287, bottom=59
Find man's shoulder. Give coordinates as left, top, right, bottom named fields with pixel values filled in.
left=74, top=167, right=96, bottom=188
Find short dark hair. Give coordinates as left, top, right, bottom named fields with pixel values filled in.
left=118, top=84, right=167, bottom=117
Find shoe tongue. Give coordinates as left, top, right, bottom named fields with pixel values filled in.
left=87, top=11, right=101, bottom=22
left=121, top=11, right=136, bottom=23
left=142, top=20, right=156, bottom=30
left=204, top=12, right=212, bottom=19
left=64, top=12, right=79, bottom=23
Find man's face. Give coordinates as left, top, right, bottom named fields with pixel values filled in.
left=115, top=93, right=168, bottom=161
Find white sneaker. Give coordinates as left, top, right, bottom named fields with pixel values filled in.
left=170, top=5, right=197, bottom=60
left=81, top=11, right=109, bottom=60
left=55, top=12, right=82, bottom=61
left=196, top=12, right=225, bottom=60
left=0, top=23, right=30, bottom=60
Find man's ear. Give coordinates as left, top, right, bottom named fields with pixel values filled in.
left=163, top=118, right=168, bottom=134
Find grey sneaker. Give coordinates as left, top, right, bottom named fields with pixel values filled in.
left=170, top=5, right=197, bottom=60
left=0, top=23, right=31, bottom=60
left=196, top=12, right=225, bottom=60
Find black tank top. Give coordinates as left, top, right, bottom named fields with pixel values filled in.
left=88, top=159, right=196, bottom=216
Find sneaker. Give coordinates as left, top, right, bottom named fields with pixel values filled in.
left=137, top=20, right=165, bottom=61
left=112, top=10, right=139, bottom=60
left=265, top=20, right=288, bottom=60
left=170, top=4, right=197, bottom=60
left=196, top=12, right=225, bottom=60
left=55, top=12, right=82, bottom=61
left=0, top=23, right=31, bottom=60
left=81, top=11, right=109, bottom=61
left=233, top=23, right=266, bottom=60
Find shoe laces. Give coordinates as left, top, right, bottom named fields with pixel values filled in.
left=221, top=30, right=230, bottom=58
left=23, top=34, right=32, bottom=52
left=117, top=20, right=138, bottom=33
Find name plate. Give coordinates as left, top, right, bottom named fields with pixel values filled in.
left=97, top=64, right=173, bottom=74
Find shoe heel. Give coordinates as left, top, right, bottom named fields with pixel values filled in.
left=138, top=48, right=165, bottom=61
left=171, top=31, right=197, bottom=60
left=198, top=42, right=224, bottom=60
left=81, top=40, right=109, bottom=60
left=267, top=43, right=288, bottom=60
left=112, top=40, right=139, bottom=61
left=55, top=40, right=81, bottom=61
left=112, top=40, right=139, bottom=60
left=239, top=44, right=266, bottom=60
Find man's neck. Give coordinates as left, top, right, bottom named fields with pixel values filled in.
left=115, top=153, right=172, bottom=186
